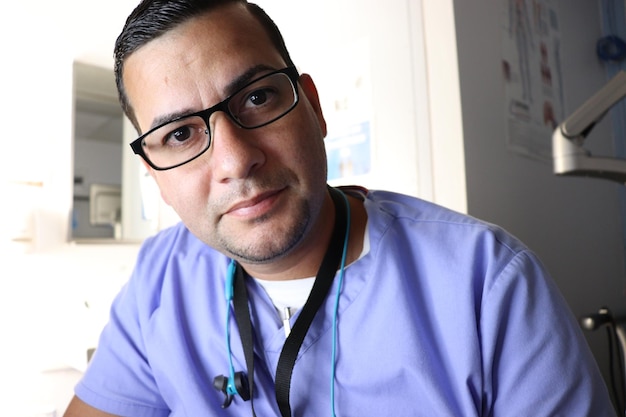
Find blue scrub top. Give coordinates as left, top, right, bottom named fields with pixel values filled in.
left=75, top=189, right=616, bottom=417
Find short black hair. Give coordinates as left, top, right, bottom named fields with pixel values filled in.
left=113, top=0, right=295, bottom=130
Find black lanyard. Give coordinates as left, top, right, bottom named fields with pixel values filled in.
left=232, top=186, right=349, bottom=417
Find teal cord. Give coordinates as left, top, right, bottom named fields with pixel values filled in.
left=330, top=189, right=351, bottom=417
left=225, top=260, right=238, bottom=390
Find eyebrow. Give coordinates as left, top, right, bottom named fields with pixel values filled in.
left=223, top=64, right=277, bottom=96
left=146, top=64, right=280, bottom=132
left=147, top=108, right=197, bottom=132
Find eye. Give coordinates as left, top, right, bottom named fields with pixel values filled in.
left=247, top=89, right=270, bottom=106
left=227, top=72, right=295, bottom=127
left=155, top=117, right=207, bottom=148
left=166, top=126, right=193, bottom=143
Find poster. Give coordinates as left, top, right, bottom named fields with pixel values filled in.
left=320, top=38, right=373, bottom=183
left=327, top=121, right=371, bottom=180
left=502, top=0, right=564, bottom=161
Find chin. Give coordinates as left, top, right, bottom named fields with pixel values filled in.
left=222, top=213, right=310, bottom=263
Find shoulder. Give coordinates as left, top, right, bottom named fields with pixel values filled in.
left=124, top=222, right=228, bottom=312
left=363, top=189, right=527, bottom=255
left=138, top=222, right=202, bottom=258
left=359, top=189, right=546, bottom=297
left=135, top=222, right=223, bottom=272
left=365, top=189, right=496, bottom=228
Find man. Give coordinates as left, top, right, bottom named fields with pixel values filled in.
left=64, top=0, right=617, bottom=416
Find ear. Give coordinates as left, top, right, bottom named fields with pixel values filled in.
left=298, top=73, right=327, bottom=137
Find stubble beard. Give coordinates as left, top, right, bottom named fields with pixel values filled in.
left=217, top=197, right=311, bottom=264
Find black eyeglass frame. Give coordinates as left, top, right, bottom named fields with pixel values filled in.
left=129, top=66, right=300, bottom=171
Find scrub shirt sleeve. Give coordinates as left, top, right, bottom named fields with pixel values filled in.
left=480, top=250, right=616, bottom=417
left=74, top=264, right=170, bottom=417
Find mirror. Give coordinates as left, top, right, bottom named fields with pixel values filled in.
left=71, top=62, right=124, bottom=241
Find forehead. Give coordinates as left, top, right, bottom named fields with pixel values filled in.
left=123, top=3, right=286, bottom=130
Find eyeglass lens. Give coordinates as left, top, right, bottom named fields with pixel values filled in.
left=139, top=70, right=297, bottom=170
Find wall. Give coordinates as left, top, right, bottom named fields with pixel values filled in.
left=0, top=16, right=74, bottom=252
left=0, top=3, right=140, bottom=415
left=453, top=0, right=626, bottom=386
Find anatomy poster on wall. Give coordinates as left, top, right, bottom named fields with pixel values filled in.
left=502, top=0, right=564, bottom=161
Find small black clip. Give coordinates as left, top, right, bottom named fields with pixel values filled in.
left=213, top=371, right=250, bottom=408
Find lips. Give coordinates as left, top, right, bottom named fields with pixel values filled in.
left=225, top=188, right=284, bottom=218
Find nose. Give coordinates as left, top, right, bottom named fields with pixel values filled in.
left=209, top=113, right=266, bottom=182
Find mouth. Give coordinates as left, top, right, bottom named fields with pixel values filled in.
left=225, top=187, right=286, bottom=219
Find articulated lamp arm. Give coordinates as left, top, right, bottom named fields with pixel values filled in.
left=552, top=70, right=626, bottom=184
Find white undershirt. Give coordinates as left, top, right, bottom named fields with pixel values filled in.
left=253, top=223, right=370, bottom=333
left=254, top=276, right=316, bottom=315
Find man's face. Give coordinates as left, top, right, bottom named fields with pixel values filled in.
left=123, top=4, right=329, bottom=265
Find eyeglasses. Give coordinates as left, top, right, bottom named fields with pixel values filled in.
left=130, top=66, right=300, bottom=170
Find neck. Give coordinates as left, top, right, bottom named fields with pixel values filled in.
left=239, top=188, right=366, bottom=281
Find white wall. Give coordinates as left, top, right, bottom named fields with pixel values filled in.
left=453, top=0, right=626, bottom=385
left=0, top=3, right=140, bottom=415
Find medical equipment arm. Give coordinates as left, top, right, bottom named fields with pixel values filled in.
left=552, top=70, right=626, bottom=184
